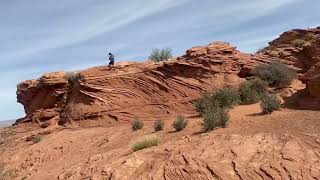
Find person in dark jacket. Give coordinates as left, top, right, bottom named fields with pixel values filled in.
left=108, top=52, right=115, bottom=67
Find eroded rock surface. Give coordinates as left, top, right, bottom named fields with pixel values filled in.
left=16, top=26, right=320, bottom=127
left=254, top=27, right=320, bottom=73
left=302, top=62, right=320, bottom=98
left=57, top=134, right=320, bottom=180
left=16, top=42, right=250, bottom=127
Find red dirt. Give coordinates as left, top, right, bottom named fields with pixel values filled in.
left=0, top=27, right=319, bottom=179
left=1, top=103, right=320, bottom=179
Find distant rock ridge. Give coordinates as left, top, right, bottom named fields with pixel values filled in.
left=254, top=27, right=320, bottom=98
left=0, top=120, right=14, bottom=127
left=15, top=27, right=320, bottom=127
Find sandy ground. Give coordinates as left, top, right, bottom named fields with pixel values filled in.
left=0, top=103, right=320, bottom=179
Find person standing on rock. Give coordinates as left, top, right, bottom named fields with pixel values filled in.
left=108, top=52, right=115, bottom=68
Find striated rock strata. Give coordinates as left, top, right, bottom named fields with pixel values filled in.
left=16, top=42, right=251, bottom=127
left=16, top=27, right=320, bottom=127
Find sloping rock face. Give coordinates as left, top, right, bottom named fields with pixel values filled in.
left=15, top=27, right=320, bottom=127
left=16, top=72, right=69, bottom=127
left=16, top=42, right=251, bottom=127
left=57, top=133, right=320, bottom=180
left=254, top=27, right=320, bottom=73
left=302, top=62, right=320, bottom=98
left=253, top=27, right=320, bottom=99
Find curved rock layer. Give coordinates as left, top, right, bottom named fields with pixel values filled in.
left=16, top=27, right=320, bottom=127
left=16, top=42, right=249, bottom=126
left=57, top=134, right=320, bottom=180
left=254, top=27, right=320, bottom=73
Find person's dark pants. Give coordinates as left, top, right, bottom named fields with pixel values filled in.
left=108, top=60, right=114, bottom=67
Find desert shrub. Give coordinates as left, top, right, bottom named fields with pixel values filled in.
left=149, top=48, right=173, bottom=62
left=202, top=107, right=229, bottom=132
left=256, top=46, right=267, bottom=54
left=292, top=39, right=305, bottom=47
left=194, top=93, right=213, bottom=114
left=153, top=120, right=165, bottom=132
left=195, top=86, right=240, bottom=113
left=260, top=94, right=281, bottom=114
left=212, top=86, right=240, bottom=108
left=172, top=116, right=188, bottom=132
left=65, top=72, right=81, bottom=85
left=252, top=61, right=296, bottom=87
left=0, top=136, right=6, bottom=147
left=240, top=78, right=268, bottom=104
left=131, top=119, right=144, bottom=131
left=132, top=135, right=159, bottom=151
left=31, top=135, right=43, bottom=144
left=21, top=176, right=28, bottom=180
left=0, top=162, right=16, bottom=180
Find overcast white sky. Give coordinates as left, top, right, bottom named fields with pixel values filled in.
left=0, top=0, right=319, bottom=120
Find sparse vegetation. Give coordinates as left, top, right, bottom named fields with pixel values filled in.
left=195, top=86, right=240, bottom=114
left=195, top=86, right=240, bottom=132
left=239, top=78, right=268, bottom=104
left=149, top=48, right=173, bottom=62
left=65, top=72, right=81, bottom=85
left=260, top=94, right=281, bottom=114
left=212, top=86, right=240, bottom=108
left=292, top=39, right=305, bottom=47
left=132, top=135, right=159, bottom=152
left=131, top=119, right=144, bottom=131
left=172, top=116, right=188, bottom=132
left=153, top=120, right=165, bottom=132
left=0, top=162, right=16, bottom=180
left=0, top=136, right=6, bottom=147
left=256, top=46, right=267, bottom=54
left=30, top=135, right=43, bottom=144
left=21, top=176, right=28, bottom=180
left=252, top=61, right=297, bottom=87
left=201, top=106, right=229, bottom=132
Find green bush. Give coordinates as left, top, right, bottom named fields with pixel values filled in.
left=132, top=135, right=159, bottom=152
left=260, top=94, right=281, bottom=114
left=153, top=120, right=165, bottom=132
left=252, top=61, right=296, bottom=87
left=0, top=162, right=16, bottom=180
left=65, top=72, right=81, bottom=85
left=0, top=136, right=6, bottom=147
left=202, top=107, right=229, bottom=132
left=149, top=48, right=173, bottom=62
left=240, top=78, right=268, bottom=104
left=292, top=39, right=305, bottom=47
left=131, top=119, right=144, bottom=131
left=195, top=86, right=240, bottom=113
left=212, top=86, right=240, bottom=108
left=172, top=116, right=188, bottom=132
left=194, top=93, right=215, bottom=114
left=31, top=135, right=43, bottom=144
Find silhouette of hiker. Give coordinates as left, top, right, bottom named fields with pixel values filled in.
left=108, top=52, right=115, bottom=68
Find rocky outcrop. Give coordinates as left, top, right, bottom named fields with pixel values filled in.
left=16, top=72, right=69, bottom=126
left=254, top=27, right=320, bottom=73
left=57, top=133, right=320, bottom=180
left=15, top=27, right=320, bottom=127
left=252, top=27, right=320, bottom=100
left=16, top=42, right=251, bottom=127
left=302, top=62, right=320, bottom=98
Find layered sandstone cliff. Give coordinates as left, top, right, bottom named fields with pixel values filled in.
left=16, top=27, right=320, bottom=127
left=16, top=42, right=252, bottom=127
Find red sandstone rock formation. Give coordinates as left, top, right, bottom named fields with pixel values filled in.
left=16, top=27, right=320, bottom=127
left=254, top=27, right=320, bottom=73
left=302, top=62, right=320, bottom=98
left=16, top=42, right=250, bottom=127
